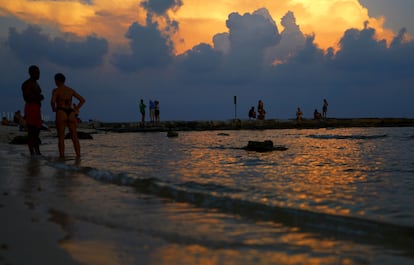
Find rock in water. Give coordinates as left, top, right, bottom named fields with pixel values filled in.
left=244, top=140, right=287, bottom=152
left=245, top=140, right=274, bottom=152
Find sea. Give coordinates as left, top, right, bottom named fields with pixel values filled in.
left=1, top=126, right=414, bottom=265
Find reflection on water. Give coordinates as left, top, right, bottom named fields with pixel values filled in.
left=2, top=127, right=414, bottom=265
left=78, top=128, right=414, bottom=227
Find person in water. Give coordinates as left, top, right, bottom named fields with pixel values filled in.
left=51, top=73, right=85, bottom=158
left=21, top=65, right=44, bottom=156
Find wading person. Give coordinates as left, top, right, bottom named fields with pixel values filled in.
left=51, top=73, right=85, bottom=158
left=21, top=65, right=44, bottom=156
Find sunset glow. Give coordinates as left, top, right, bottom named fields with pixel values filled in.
left=2, top=0, right=397, bottom=54
left=1, top=0, right=413, bottom=121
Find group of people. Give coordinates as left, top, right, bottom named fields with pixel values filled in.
left=248, top=99, right=329, bottom=122
left=248, top=100, right=266, bottom=120
left=21, top=65, right=85, bottom=158
left=139, top=99, right=160, bottom=127
left=296, top=99, right=329, bottom=122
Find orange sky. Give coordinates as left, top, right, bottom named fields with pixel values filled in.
left=1, top=0, right=396, bottom=54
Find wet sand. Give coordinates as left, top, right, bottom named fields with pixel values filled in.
left=0, top=125, right=82, bottom=265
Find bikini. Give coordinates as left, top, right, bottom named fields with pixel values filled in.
left=57, top=107, right=74, bottom=116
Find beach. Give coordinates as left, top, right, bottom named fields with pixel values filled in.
left=0, top=124, right=81, bottom=265
left=1, top=121, right=414, bottom=265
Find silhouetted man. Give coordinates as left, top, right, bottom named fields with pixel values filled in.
left=21, top=65, right=44, bottom=156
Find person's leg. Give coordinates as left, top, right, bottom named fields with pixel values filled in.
left=33, top=127, right=41, bottom=155
left=27, top=125, right=35, bottom=155
left=56, top=112, right=66, bottom=158
left=68, top=117, right=80, bottom=157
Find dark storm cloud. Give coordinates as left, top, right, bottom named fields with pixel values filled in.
left=111, top=0, right=182, bottom=72
left=111, top=20, right=174, bottom=72
left=226, top=8, right=281, bottom=54
left=264, top=11, right=306, bottom=65
left=334, top=23, right=388, bottom=72
left=176, top=43, right=222, bottom=73
left=140, top=0, right=183, bottom=15
left=7, top=25, right=108, bottom=68
left=334, top=23, right=414, bottom=78
left=211, top=8, right=281, bottom=83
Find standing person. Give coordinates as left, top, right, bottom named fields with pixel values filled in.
left=51, top=73, right=85, bottom=158
left=21, top=65, right=44, bottom=156
left=296, top=107, right=303, bottom=123
left=154, top=100, right=160, bottom=125
left=139, top=99, right=146, bottom=127
left=257, top=100, right=266, bottom=120
left=149, top=99, right=155, bottom=125
left=248, top=106, right=256, bottom=119
left=322, top=99, right=328, bottom=119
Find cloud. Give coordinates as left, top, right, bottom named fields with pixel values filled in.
left=1, top=5, right=414, bottom=121
left=7, top=25, right=108, bottom=68
left=263, top=11, right=306, bottom=65
left=111, top=0, right=186, bottom=72
left=140, top=0, right=183, bottom=16
left=176, top=43, right=222, bottom=73
left=111, top=20, right=174, bottom=72
left=216, top=8, right=281, bottom=82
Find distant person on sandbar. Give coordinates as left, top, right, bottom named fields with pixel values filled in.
left=13, top=110, right=26, bottom=131
left=296, top=107, right=303, bottom=123
left=139, top=99, right=146, bottom=127
left=51, top=73, right=85, bottom=158
left=2, top=117, right=10, bottom=126
left=257, top=100, right=266, bottom=120
left=21, top=65, right=44, bottom=156
left=154, top=100, right=160, bottom=125
left=149, top=99, right=155, bottom=125
left=248, top=106, right=256, bottom=120
left=314, top=109, right=322, bottom=120
left=322, top=99, right=328, bottom=119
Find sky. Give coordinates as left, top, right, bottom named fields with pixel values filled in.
left=1, top=0, right=413, bottom=122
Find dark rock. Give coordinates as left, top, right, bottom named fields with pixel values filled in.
left=9, top=135, right=29, bottom=145
left=243, top=140, right=287, bottom=152
left=65, top=131, right=93, bottom=140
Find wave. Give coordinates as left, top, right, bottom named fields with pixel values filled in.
left=48, top=161, right=414, bottom=248
left=307, top=134, right=388, bottom=140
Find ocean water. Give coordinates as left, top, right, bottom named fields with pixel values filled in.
left=1, top=126, right=414, bottom=265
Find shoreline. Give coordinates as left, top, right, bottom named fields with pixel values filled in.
left=93, top=117, right=414, bottom=133
left=1, top=117, right=413, bottom=144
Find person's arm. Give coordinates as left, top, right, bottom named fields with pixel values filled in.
left=51, top=89, right=57, bottom=112
left=72, top=89, right=85, bottom=112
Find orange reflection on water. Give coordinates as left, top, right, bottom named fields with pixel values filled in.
left=168, top=132, right=242, bottom=186
left=283, top=130, right=386, bottom=217
left=62, top=240, right=128, bottom=265
left=149, top=243, right=342, bottom=265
